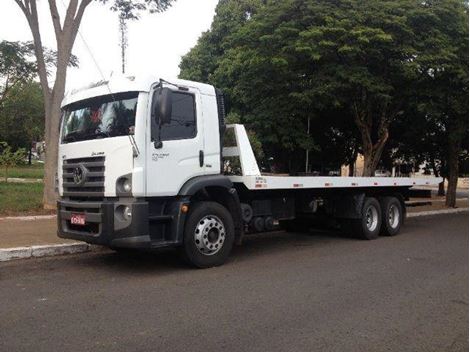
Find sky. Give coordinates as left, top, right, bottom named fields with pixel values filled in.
left=0, top=0, right=219, bottom=89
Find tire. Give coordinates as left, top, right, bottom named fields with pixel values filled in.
left=379, top=197, right=403, bottom=236
left=351, top=197, right=382, bottom=240
left=181, top=201, right=235, bottom=268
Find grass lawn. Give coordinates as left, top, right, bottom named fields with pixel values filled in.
left=3, top=162, right=45, bottom=179
left=0, top=182, right=49, bottom=215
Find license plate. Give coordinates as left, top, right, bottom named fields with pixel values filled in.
left=70, top=213, right=86, bottom=226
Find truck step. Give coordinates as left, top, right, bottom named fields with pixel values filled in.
left=150, top=240, right=179, bottom=249
left=148, top=215, right=173, bottom=222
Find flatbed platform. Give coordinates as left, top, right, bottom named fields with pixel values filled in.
left=224, top=124, right=441, bottom=191
left=229, top=175, right=440, bottom=191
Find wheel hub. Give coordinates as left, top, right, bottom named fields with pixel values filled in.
left=365, top=206, right=379, bottom=231
left=388, top=204, right=399, bottom=228
left=194, top=215, right=225, bottom=256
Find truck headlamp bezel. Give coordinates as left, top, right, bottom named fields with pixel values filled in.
left=122, top=179, right=132, bottom=193
left=116, top=174, right=132, bottom=196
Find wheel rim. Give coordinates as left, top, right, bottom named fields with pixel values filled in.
left=388, top=204, right=400, bottom=228
left=194, top=215, right=225, bottom=256
left=365, top=205, right=379, bottom=232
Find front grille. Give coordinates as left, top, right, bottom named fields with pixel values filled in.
left=60, top=200, right=103, bottom=236
left=62, top=157, right=105, bottom=197
left=66, top=221, right=100, bottom=235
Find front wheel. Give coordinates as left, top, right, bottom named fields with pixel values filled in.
left=181, top=201, right=235, bottom=268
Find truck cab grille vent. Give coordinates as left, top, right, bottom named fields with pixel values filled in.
left=62, top=156, right=105, bottom=197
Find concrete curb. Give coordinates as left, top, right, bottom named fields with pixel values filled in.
left=0, top=215, right=56, bottom=221
left=6, top=177, right=43, bottom=183
left=0, top=207, right=467, bottom=263
left=407, top=207, right=468, bottom=218
left=0, top=243, right=91, bottom=262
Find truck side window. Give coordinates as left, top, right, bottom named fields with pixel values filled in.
left=160, top=92, right=196, bottom=140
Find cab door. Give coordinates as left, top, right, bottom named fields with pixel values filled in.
left=146, top=87, right=205, bottom=196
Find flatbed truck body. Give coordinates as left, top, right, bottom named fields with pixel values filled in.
left=57, top=75, right=441, bottom=267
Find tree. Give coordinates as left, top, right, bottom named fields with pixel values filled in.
left=0, top=81, right=44, bottom=155
left=290, top=0, right=444, bottom=176
left=0, top=142, right=27, bottom=182
left=389, top=101, right=448, bottom=193
left=179, top=0, right=263, bottom=83
left=182, top=0, right=429, bottom=175
left=410, top=0, right=468, bottom=207
left=0, top=41, right=36, bottom=109
left=182, top=0, right=468, bottom=183
left=119, top=16, right=129, bottom=74
left=12, top=0, right=175, bottom=208
left=1, top=40, right=78, bottom=108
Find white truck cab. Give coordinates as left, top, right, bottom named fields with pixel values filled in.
left=57, top=74, right=441, bottom=268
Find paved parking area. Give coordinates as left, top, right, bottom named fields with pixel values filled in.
left=0, top=213, right=467, bottom=352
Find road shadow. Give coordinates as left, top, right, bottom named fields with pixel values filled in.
left=0, top=227, right=364, bottom=278
left=75, top=227, right=358, bottom=272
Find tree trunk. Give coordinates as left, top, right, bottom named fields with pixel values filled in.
left=362, top=154, right=374, bottom=177
left=353, top=106, right=389, bottom=177
left=28, top=144, right=32, bottom=165
left=42, top=96, right=62, bottom=209
left=348, top=162, right=354, bottom=176
left=438, top=179, right=445, bottom=196
left=362, top=148, right=384, bottom=177
left=432, top=161, right=445, bottom=196
left=13, top=0, right=93, bottom=209
left=445, top=140, right=459, bottom=208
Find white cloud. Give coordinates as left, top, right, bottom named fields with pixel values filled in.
left=0, top=0, right=218, bottom=89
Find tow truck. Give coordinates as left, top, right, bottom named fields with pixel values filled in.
left=57, top=75, right=441, bottom=267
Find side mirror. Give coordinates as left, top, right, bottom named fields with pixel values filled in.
left=152, top=87, right=173, bottom=126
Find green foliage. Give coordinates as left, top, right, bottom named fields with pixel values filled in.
left=0, top=142, right=27, bottom=182
left=180, top=0, right=468, bottom=176
left=7, top=163, right=44, bottom=179
left=0, top=41, right=78, bottom=106
left=0, top=81, right=44, bottom=150
left=107, top=0, right=176, bottom=20
left=0, top=40, right=72, bottom=153
left=0, top=182, right=44, bottom=215
left=389, top=0, right=468, bottom=179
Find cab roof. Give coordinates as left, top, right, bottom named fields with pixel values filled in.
left=61, top=74, right=216, bottom=108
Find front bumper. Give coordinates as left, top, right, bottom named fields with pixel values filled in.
left=57, top=198, right=152, bottom=248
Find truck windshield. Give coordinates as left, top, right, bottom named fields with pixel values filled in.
left=61, top=92, right=138, bottom=143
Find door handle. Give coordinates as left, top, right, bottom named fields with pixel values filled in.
left=199, top=150, right=204, bottom=167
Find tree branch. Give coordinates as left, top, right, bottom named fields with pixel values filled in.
left=63, top=0, right=79, bottom=36
left=13, top=0, right=28, bottom=15
left=47, top=0, right=63, bottom=40
left=71, top=0, right=93, bottom=40
left=26, top=0, right=50, bottom=99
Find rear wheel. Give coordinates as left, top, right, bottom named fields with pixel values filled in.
left=351, top=197, right=382, bottom=240
left=181, top=201, right=235, bottom=268
left=379, top=197, right=403, bottom=236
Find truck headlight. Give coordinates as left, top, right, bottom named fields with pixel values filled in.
left=116, top=174, right=132, bottom=195
left=123, top=179, right=132, bottom=193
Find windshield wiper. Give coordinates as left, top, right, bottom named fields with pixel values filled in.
left=93, top=130, right=110, bottom=139
left=63, top=130, right=109, bottom=143
left=63, top=131, right=81, bottom=143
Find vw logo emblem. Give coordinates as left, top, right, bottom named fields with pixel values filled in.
left=72, top=165, right=87, bottom=186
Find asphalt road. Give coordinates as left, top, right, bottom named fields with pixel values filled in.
left=0, top=214, right=468, bottom=352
